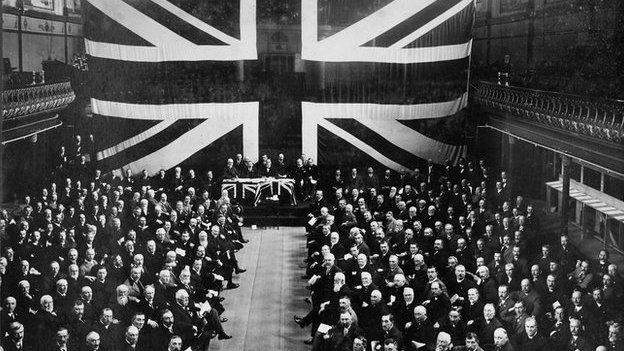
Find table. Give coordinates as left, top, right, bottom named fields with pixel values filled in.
left=221, top=177, right=297, bottom=206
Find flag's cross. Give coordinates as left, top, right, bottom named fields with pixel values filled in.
left=86, top=0, right=472, bottom=173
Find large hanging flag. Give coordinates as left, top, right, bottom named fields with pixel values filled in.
left=301, top=0, right=473, bottom=170
left=83, top=0, right=259, bottom=174
left=82, top=0, right=474, bottom=174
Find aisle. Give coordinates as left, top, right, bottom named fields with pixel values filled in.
left=208, top=227, right=309, bottom=351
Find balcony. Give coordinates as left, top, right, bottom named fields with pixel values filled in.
left=474, top=81, right=624, bottom=144
left=473, top=81, right=624, bottom=174
left=2, top=81, right=75, bottom=144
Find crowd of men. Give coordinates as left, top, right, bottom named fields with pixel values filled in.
left=293, top=160, right=624, bottom=351
left=0, top=144, right=261, bottom=351
left=1, top=143, right=623, bottom=351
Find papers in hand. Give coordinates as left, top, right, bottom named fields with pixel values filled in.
left=552, top=300, right=561, bottom=309
left=450, top=294, right=460, bottom=303
left=175, top=248, right=186, bottom=257
left=317, top=323, right=331, bottom=334
left=195, top=301, right=212, bottom=316
left=308, top=275, right=320, bottom=285
left=308, top=217, right=317, bottom=226
left=412, top=341, right=426, bottom=349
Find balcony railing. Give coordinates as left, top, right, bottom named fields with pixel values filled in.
left=473, top=81, right=624, bottom=144
left=2, top=81, right=76, bottom=120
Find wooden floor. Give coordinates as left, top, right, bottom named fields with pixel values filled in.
left=208, top=227, right=310, bottom=351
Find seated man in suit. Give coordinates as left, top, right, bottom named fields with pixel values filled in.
left=152, top=310, right=193, bottom=351
left=318, top=311, right=364, bottom=351
left=493, top=328, right=514, bottom=351
left=434, top=331, right=454, bottom=351
left=454, top=332, right=485, bottom=351
left=222, top=159, right=239, bottom=180
left=258, top=158, right=276, bottom=178
left=84, top=331, right=104, bottom=351
left=567, top=318, right=591, bottom=351
left=371, top=314, right=403, bottom=350
left=3, top=322, right=35, bottom=351
left=51, top=327, right=70, bottom=351
left=166, top=335, right=183, bottom=351
left=1, top=297, right=21, bottom=338
left=119, top=325, right=140, bottom=351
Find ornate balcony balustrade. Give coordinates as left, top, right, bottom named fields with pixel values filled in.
left=2, top=81, right=76, bottom=120
left=473, top=81, right=624, bottom=144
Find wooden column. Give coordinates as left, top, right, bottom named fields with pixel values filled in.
left=500, top=133, right=508, bottom=172
left=560, top=155, right=571, bottom=234
left=63, top=0, right=68, bottom=64
left=508, top=136, right=516, bottom=176
left=17, top=7, right=23, bottom=71
left=526, top=0, right=536, bottom=68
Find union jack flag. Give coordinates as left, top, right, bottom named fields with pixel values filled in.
left=83, top=0, right=474, bottom=174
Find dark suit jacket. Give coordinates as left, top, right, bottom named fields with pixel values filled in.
left=117, top=340, right=140, bottom=351
left=359, top=302, right=389, bottom=341
left=170, top=303, right=199, bottom=332
left=380, top=326, right=403, bottom=349
left=325, top=325, right=365, bottom=351
left=426, top=294, right=451, bottom=323
left=313, top=265, right=343, bottom=301
left=404, top=319, right=435, bottom=349
left=493, top=342, right=514, bottom=351
left=93, top=322, right=120, bottom=351
left=473, top=317, right=503, bottom=348
left=566, top=336, right=591, bottom=351
left=151, top=325, right=192, bottom=351
left=0, top=310, right=21, bottom=336
left=512, top=331, right=547, bottom=351
left=258, top=166, right=276, bottom=177
left=222, top=166, right=239, bottom=179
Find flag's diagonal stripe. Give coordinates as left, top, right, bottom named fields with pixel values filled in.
left=122, top=0, right=227, bottom=46
left=368, top=0, right=464, bottom=48
left=316, top=119, right=409, bottom=171
left=150, top=0, right=239, bottom=45
left=316, top=0, right=437, bottom=48
left=403, top=1, right=474, bottom=48
left=83, top=1, right=153, bottom=46
left=90, top=99, right=259, bottom=171
left=355, top=117, right=464, bottom=161
left=101, top=119, right=205, bottom=171
left=119, top=118, right=244, bottom=174
left=304, top=93, right=467, bottom=121
left=84, top=0, right=257, bottom=61
left=390, top=0, right=472, bottom=49
left=96, top=119, right=177, bottom=161
left=324, top=119, right=423, bottom=167
left=86, top=0, right=194, bottom=47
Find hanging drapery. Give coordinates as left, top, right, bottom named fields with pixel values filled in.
left=82, top=0, right=474, bottom=174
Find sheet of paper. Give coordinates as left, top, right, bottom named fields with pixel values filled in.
left=317, top=323, right=332, bottom=334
